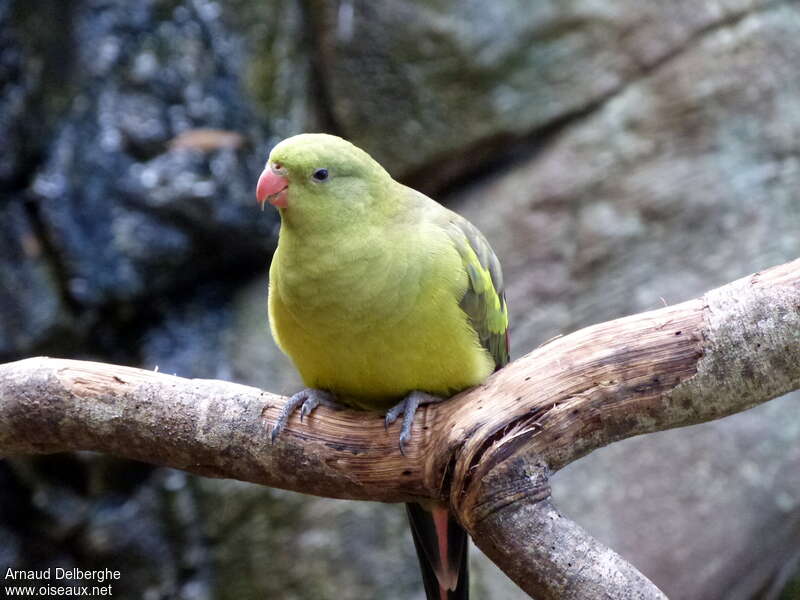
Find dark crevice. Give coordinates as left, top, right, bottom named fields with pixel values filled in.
left=467, top=448, right=552, bottom=523
left=297, top=0, right=344, bottom=135
left=0, top=159, right=43, bottom=198
left=402, top=98, right=608, bottom=199
left=628, top=1, right=782, bottom=81
left=21, top=193, right=82, bottom=316
left=461, top=405, right=552, bottom=497
left=438, top=447, right=459, bottom=502
left=4, top=0, right=82, bottom=316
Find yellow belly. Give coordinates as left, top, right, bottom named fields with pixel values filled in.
left=268, top=230, right=494, bottom=410
left=270, top=289, right=493, bottom=410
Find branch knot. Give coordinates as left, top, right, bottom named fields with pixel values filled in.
left=462, top=455, right=551, bottom=526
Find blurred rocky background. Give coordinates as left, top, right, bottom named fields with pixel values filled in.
left=1, top=0, right=799, bottom=598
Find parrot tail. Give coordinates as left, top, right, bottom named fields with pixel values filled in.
left=406, top=502, right=469, bottom=600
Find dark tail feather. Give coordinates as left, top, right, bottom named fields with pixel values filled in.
left=406, top=502, right=469, bottom=600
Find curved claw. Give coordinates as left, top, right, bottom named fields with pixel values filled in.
left=299, top=397, right=320, bottom=421
left=398, top=393, right=420, bottom=456
left=270, top=388, right=337, bottom=443
left=270, top=392, right=306, bottom=443
left=384, top=402, right=405, bottom=430
left=385, top=391, right=443, bottom=455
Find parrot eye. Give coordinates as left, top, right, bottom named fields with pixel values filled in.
left=311, top=168, right=329, bottom=182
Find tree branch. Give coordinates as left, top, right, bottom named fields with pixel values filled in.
left=1, top=258, right=798, bottom=598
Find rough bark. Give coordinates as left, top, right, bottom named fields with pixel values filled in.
left=1, top=257, right=798, bottom=598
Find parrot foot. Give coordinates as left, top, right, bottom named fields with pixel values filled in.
left=270, top=388, right=339, bottom=443
left=385, top=391, right=443, bottom=455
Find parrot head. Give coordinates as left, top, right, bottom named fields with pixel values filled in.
left=256, top=133, right=392, bottom=227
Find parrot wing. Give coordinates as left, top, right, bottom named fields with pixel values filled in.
left=445, top=215, right=510, bottom=370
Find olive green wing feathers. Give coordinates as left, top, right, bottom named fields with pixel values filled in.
left=445, top=216, right=510, bottom=369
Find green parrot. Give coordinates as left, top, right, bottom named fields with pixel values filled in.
left=256, top=133, right=509, bottom=600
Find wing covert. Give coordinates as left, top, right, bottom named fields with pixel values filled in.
left=445, top=217, right=509, bottom=369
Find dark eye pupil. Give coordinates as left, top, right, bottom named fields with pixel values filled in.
left=313, top=168, right=328, bottom=181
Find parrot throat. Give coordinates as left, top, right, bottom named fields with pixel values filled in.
left=275, top=221, right=400, bottom=329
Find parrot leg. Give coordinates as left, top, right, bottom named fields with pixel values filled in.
left=270, top=388, right=340, bottom=442
left=385, top=391, right=443, bottom=455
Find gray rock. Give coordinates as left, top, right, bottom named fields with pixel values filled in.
left=0, top=4, right=30, bottom=187
left=310, top=0, right=776, bottom=187
left=197, top=481, right=426, bottom=600
left=227, top=0, right=315, bottom=135
left=29, top=0, right=278, bottom=307
left=0, top=0, right=76, bottom=189
left=139, top=284, right=235, bottom=381
left=0, top=455, right=212, bottom=599
left=0, top=202, right=67, bottom=358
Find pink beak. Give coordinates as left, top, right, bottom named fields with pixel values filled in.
left=256, top=168, right=289, bottom=208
